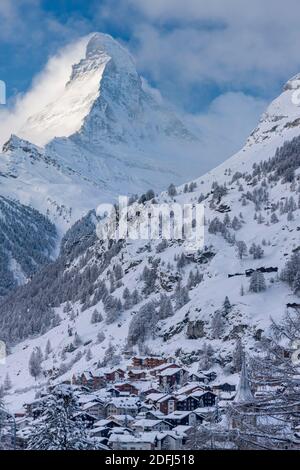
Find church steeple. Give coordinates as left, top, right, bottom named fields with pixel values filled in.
left=234, top=352, right=254, bottom=404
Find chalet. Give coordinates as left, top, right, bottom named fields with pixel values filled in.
left=138, top=404, right=155, bottom=413
left=128, top=369, right=147, bottom=381
left=72, top=371, right=105, bottom=390
left=191, top=391, right=217, bottom=407
left=188, top=372, right=209, bottom=384
left=132, top=356, right=167, bottom=369
left=110, top=414, right=135, bottom=426
left=92, top=371, right=106, bottom=389
left=176, top=395, right=200, bottom=412
left=218, top=391, right=236, bottom=401
left=145, top=393, right=177, bottom=415
left=132, top=419, right=173, bottom=433
left=164, top=411, right=203, bottom=427
left=90, top=426, right=110, bottom=439
left=105, top=397, right=140, bottom=417
left=150, top=363, right=180, bottom=377
left=158, top=367, right=187, bottom=389
left=72, top=371, right=93, bottom=388
left=114, top=382, right=139, bottom=396
left=213, top=382, right=236, bottom=393
left=81, top=401, right=105, bottom=419
left=156, top=395, right=177, bottom=415
left=104, top=368, right=126, bottom=383
left=172, top=425, right=193, bottom=446
left=143, top=387, right=161, bottom=396
left=156, top=432, right=183, bottom=450
left=145, top=392, right=166, bottom=404
left=93, top=418, right=122, bottom=430
left=145, top=410, right=165, bottom=420
left=106, top=387, right=120, bottom=397
left=176, top=383, right=206, bottom=396
left=109, top=432, right=157, bottom=450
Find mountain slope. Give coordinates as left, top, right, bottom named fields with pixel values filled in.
left=0, top=196, right=57, bottom=297
left=1, top=75, right=300, bottom=411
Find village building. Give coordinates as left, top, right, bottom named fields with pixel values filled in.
left=104, top=368, right=126, bottom=382
left=176, top=394, right=201, bottom=412
left=72, top=371, right=105, bottom=390
left=114, top=382, right=139, bottom=396
left=149, top=362, right=180, bottom=377
left=132, top=356, right=167, bottom=369
left=127, top=369, right=147, bottom=381
left=81, top=400, right=105, bottom=419
left=105, top=397, right=140, bottom=417
left=190, top=390, right=217, bottom=407
left=164, top=410, right=203, bottom=427
left=132, top=419, right=173, bottom=433
left=158, top=367, right=187, bottom=389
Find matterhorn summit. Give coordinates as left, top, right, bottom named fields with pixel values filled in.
left=19, top=32, right=197, bottom=151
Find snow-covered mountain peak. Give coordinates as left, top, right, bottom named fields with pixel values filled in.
left=2, top=134, right=42, bottom=154
left=283, top=73, right=300, bottom=91
left=244, top=74, right=300, bottom=149
left=68, top=33, right=136, bottom=85
left=86, top=33, right=136, bottom=73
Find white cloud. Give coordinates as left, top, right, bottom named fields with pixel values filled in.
left=185, top=92, right=267, bottom=168
left=113, top=0, right=300, bottom=94
left=0, top=36, right=89, bottom=147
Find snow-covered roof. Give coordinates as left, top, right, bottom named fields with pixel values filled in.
left=146, top=393, right=166, bottom=402
left=157, top=394, right=176, bottom=403
left=128, top=369, right=147, bottom=374
left=194, top=406, right=216, bottom=414
left=172, top=425, right=193, bottom=435
left=94, top=418, right=119, bottom=427
left=158, top=367, right=182, bottom=377
left=175, top=383, right=205, bottom=395
left=190, top=390, right=213, bottom=398
left=110, top=414, right=135, bottom=423
left=130, top=381, right=157, bottom=392
left=146, top=410, right=165, bottom=419
left=109, top=432, right=157, bottom=444
left=90, top=426, right=106, bottom=434
left=133, top=419, right=162, bottom=428
left=165, top=410, right=193, bottom=419
left=106, top=397, right=140, bottom=409
left=150, top=363, right=177, bottom=372
left=82, top=401, right=103, bottom=411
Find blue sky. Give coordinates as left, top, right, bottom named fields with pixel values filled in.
left=1, top=0, right=300, bottom=163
